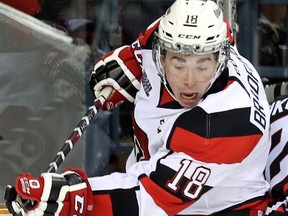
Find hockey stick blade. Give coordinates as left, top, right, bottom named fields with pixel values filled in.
left=4, top=185, right=17, bottom=202
left=4, top=185, right=24, bottom=215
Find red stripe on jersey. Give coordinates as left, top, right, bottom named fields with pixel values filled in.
left=138, top=18, right=161, bottom=46
left=1, top=0, right=41, bottom=16
left=170, top=127, right=261, bottom=164
left=159, top=84, right=175, bottom=106
left=224, top=80, right=235, bottom=89
left=233, top=197, right=268, bottom=212
left=93, top=194, right=113, bottom=216
left=117, top=46, right=142, bottom=81
left=284, top=183, right=288, bottom=196
left=276, top=206, right=286, bottom=212
left=132, top=112, right=150, bottom=160
left=224, top=18, right=235, bottom=45
left=140, top=175, right=193, bottom=215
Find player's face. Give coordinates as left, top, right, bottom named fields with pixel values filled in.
left=162, top=51, right=219, bottom=108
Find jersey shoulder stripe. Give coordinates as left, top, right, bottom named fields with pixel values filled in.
left=138, top=17, right=160, bottom=49
left=171, top=106, right=263, bottom=138
left=168, top=126, right=261, bottom=164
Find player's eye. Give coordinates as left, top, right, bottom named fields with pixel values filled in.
left=197, top=67, right=207, bottom=72
left=175, top=65, right=185, bottom=70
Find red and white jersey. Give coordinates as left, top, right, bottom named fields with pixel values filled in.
left=265, top=95, right=288, bottom=215
left=88, top=20, right=271, bottom=216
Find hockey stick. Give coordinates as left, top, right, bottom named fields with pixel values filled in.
left=217, top=0, right=237, bottom=41
left=46, top=87, right=112, bottom=173
left=4, top=87, right=113, bottom=215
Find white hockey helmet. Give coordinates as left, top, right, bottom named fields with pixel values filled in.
left=153, top=0, right=230, bottom=84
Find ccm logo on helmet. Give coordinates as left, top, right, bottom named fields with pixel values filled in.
left=178, top=34, right=201, bottom=39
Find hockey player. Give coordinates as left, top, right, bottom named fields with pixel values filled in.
left=6, top=0, right=272, bottom=215
left=265, top=95, right=288, bottom=216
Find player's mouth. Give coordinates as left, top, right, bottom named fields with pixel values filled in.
left=180, top=92, right=198, bottom=100
left=179, top=92, right=199, bottom=107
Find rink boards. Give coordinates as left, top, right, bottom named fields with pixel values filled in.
left=0, top=204, right=11, bottom=216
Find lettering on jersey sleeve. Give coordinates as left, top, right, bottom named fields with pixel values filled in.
left=230, top=48, right=267, bottom=133
left=131, top=39, right=143, bottom=66
left=246, top=65, right=266, bottom=131
left=141, top=71, right=152, bottom=97
left=270, top=96, right=288, bottom=123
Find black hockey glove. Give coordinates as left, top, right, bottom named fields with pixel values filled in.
left=89, top=45, right=142, bottom=110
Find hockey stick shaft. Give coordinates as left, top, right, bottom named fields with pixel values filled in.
left=46, top=87, right=113, bottom=173
left=217, top=0, right=237, bottom=41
